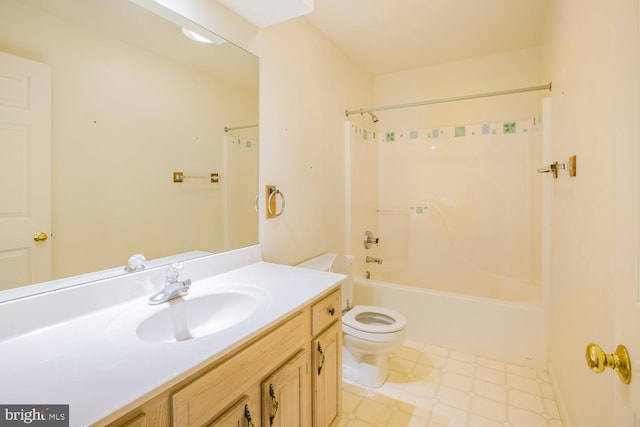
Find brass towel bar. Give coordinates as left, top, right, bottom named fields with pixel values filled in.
left=173, top=171, right=220, bottom=183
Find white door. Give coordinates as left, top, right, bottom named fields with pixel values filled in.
left=0, top=51, right=51, bottom=290
left=612, top=1, right=640, bottom=424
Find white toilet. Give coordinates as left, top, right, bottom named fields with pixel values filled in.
left=298, top=253, right=407, bottom=388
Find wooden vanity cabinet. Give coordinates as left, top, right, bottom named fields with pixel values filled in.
left=102, top=285, right=342, bottom=427
left=172, top=313, right=306, bottom=427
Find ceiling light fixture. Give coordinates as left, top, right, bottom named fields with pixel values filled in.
left=181, top=27, right=226, bottom=45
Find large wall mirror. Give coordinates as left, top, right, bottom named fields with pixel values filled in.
left=0, top=0, right=259, bottom=296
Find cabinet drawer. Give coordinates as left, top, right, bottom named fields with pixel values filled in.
left=172, top=312, right=305, bottom=427
left=311, top=289, right=341, bottom=336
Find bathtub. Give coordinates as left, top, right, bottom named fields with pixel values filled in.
left=351, top=276, right=547, bottom=368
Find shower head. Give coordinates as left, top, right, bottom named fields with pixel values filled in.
left=360, top=111, right=379, bottom=123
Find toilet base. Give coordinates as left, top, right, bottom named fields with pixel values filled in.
left=342, top=346, right=389, bottom=388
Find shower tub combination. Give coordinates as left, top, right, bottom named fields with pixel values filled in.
left=346, top=113, right=549, bottom=368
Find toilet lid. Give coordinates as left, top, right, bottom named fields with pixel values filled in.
left=342, top=305, right=407, bottom=333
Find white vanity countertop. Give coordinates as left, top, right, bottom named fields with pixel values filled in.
left=0, top=247, right=343, bottom=426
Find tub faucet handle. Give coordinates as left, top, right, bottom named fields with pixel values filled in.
left=364, top=231, right=380, bottom=249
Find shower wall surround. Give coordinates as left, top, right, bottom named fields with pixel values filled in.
left=349, top=118, right=542, bottom=295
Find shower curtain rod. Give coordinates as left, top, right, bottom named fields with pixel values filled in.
left=224, top=124, right=258, bottom=132
left=345, top=82, right=552, bottom=117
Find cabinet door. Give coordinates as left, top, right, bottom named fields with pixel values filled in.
left=312, top=321, right=342, bottom=427
left=262, top=351, right=306, bottom=427
left=208, top=395, right=258, bottom=427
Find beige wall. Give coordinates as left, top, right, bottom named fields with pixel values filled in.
left=541, top=0, right=638, bottom=425
left=256, top=18, right=373, bottom=265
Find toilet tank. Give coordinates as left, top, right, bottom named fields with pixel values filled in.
left=297, top=253, right=353, bottom=311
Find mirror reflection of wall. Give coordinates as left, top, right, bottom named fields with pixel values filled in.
left=0, top=0, right=259, bottom=290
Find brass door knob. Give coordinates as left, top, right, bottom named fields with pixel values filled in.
left=585, top=343, right=632, bottom=384
left=33, top=232, right=48, bottom=242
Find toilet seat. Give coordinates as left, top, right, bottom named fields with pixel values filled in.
left=342, top=305, right=406, bottom=334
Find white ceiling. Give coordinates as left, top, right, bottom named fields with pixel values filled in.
left=305, top=0, right=550, bottom=76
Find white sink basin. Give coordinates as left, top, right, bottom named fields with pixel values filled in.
left=109, top=283, right=271, bottom=344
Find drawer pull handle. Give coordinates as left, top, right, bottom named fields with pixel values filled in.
left=269, top=384, right=279, bottom=425
left=244, top=404, right=255, bottom=427
left=317, top=342, right=325, bottom=375
left=328, top=307, right=335, bottom=316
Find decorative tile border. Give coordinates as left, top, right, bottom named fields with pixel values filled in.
left=379, top=119, right=532, bottom=143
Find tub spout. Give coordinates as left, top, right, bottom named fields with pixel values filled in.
left=366, top=256, right=383, bottom=264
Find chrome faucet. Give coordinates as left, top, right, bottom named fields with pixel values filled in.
left=366, top=256, right=383, bottom=264
left=148, top=263, right=191, bottom=305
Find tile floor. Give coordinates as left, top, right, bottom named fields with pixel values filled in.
left=339, top=341, right=564, bottom=427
